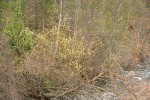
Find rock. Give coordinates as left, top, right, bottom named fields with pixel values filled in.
left=127, top=71, right=135, bottom=77
left=134, top=77, right=143, bottom=83
left=102, top=92, right=118, bottom=100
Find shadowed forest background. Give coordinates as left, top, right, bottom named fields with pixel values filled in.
left=0, top=0, right=150, bottom=100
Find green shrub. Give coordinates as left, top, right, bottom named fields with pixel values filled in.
left=3, top=0, right=33, bottom=55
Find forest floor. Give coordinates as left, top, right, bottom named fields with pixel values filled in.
left=70, top=63, right=150, bottom=100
